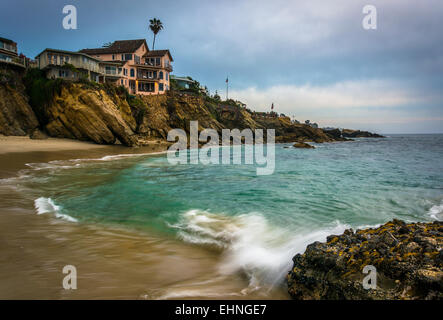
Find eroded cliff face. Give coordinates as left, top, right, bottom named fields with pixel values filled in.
left=0, top=66, right=39, bottom=136
left=41, top=84, right=138, bottom=146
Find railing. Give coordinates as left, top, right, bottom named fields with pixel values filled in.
left=140, top=62, right=173, bottom=71
left=104, top=69, right=122, bottom=76
left=0, top=54, right=26, bottom=67
left=137, top=74, right=160, bottom=80
left=0, top=43, right=17, bottom=54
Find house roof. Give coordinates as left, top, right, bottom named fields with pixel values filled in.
left=0, top=37, right=16, bottom=45
left=79, top=39, right=148, bottom=55
left=170, top=75, right=195, bottom=83
left=143, top=49, right=173, bottom=61
left=35, top=48, right=102, bottom=62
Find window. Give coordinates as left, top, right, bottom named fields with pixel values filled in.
left=166, top=73, right=169, bottom=81
left=105, top=66, right=117, bottom=75
left=112, top=54, right=115, bottom=60
left=155, top=57, right=160, bottom=66
left=159, top=71, right=163, bottom=80
left=122, top=54, right=132, bottom=61
left=118, top=67, right=122, bottom=74
left=58, top=70, right=69, bottom=77
left=130, top=68, right=135, bottom=77
left=159, top=83, right=164, bottom=91
left=121, top=79, right=123, bottom=85
left=123, top=68, right=128, bottom=76
left=134, top=55, right=140, bottom=64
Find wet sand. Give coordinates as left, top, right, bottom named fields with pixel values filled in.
left=0, top=136, right=289, bottom=299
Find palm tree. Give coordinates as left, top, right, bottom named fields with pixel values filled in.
left=149, top=18, right=163, bottom=50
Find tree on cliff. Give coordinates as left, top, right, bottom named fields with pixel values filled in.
left=149, top=18, right=163, bottom=50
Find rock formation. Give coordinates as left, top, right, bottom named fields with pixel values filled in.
left=287, top=219, right=442, bottom=300
left=293, top=142, right=315, bottom=149
left=342, top=129, right=384, bottom=138
left=0, top=65, right=39, bottom=136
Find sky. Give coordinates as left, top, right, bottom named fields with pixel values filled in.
left=1, top=0, right=442, bottom=133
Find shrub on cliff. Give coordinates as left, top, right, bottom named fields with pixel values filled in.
left=23, top=68, right=68, bottom=125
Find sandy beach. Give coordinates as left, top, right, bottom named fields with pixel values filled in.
left=0, top=135, right=111, bottom=154
left=0, top=135, right=170, bottom=178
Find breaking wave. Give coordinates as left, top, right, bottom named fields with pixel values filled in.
left=428, top=201, right=443, bottom=220
left=171, top=209, right=351, bottom=288
left=34, top=197, right=78, bottom=222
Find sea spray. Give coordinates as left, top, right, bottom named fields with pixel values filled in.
left=171, top=209, right=352, bottom=288
left=34, top=197, right=78, bottom=222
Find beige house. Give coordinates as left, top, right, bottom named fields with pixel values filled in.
left=35, top=48, right=104, bottom=81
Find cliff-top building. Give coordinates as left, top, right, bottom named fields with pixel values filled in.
left=80, top=39, right=173, bottom=95
left=0, top=37, right=25, bottom=68
left=35, top=39, right=173, bottom=96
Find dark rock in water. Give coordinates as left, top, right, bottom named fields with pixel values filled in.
left=287, top=220, right=443, bottom=300
left=293, top=142, right=315, bottom=149
left=29, top=128, right=48, bottom=140
left=325, top=128, right=342, bottom=138
left=342, top=129, right=385, bottom=138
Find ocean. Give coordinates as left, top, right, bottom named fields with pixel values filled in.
left=2, top=134, right=442, bottom=299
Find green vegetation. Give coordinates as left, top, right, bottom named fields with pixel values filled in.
left=23, top=68, right=68, bottom=124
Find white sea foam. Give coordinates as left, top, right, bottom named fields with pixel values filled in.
left=428, top=201, right=443, bottom=220
left=34, top=197, right=77, bottom=222
left=171, top=209, right=351, bottom=288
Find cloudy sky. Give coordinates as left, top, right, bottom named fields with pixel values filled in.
left=1, top=0, right=442, bottom=133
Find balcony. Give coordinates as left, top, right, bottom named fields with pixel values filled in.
left=0, top=54, right=26, bottom=68
left=136, top=74, right=160, bottom=81
left=103, top=69, right=122, bottom=77
left=135, top=62, right=173, bottom=72
left=0, top=43, right=17, bottom=54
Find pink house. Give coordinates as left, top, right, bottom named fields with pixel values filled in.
left=80, top=39, right=173, bottom=95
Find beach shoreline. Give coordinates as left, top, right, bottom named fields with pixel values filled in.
left=0, top=135, right=170, bottom=178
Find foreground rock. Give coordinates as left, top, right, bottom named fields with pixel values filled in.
left=287, top=219, right=443, bottom=300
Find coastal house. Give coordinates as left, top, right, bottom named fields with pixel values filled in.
left=80, top=39, right=173, bottom=95
left=0, top=37, right=26, bottom=68
left=171, top=75, right=208, bottom=94
left=35, top=48, right=105, bottom=82
left=170, top=75, right=196, bottom=89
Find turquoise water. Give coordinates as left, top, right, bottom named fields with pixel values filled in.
left=22, top=134, right=443, bottom=285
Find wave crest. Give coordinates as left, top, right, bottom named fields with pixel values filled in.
left=171, top=209, right=350, bottom=287
left=34, top=197, right=77, bottom=222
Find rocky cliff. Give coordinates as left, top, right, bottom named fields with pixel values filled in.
left=1, top=66, right=381, bottom=147
left=287, top=219, right=443, bottom=300
left=0, top=65, right=39, bottom=136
